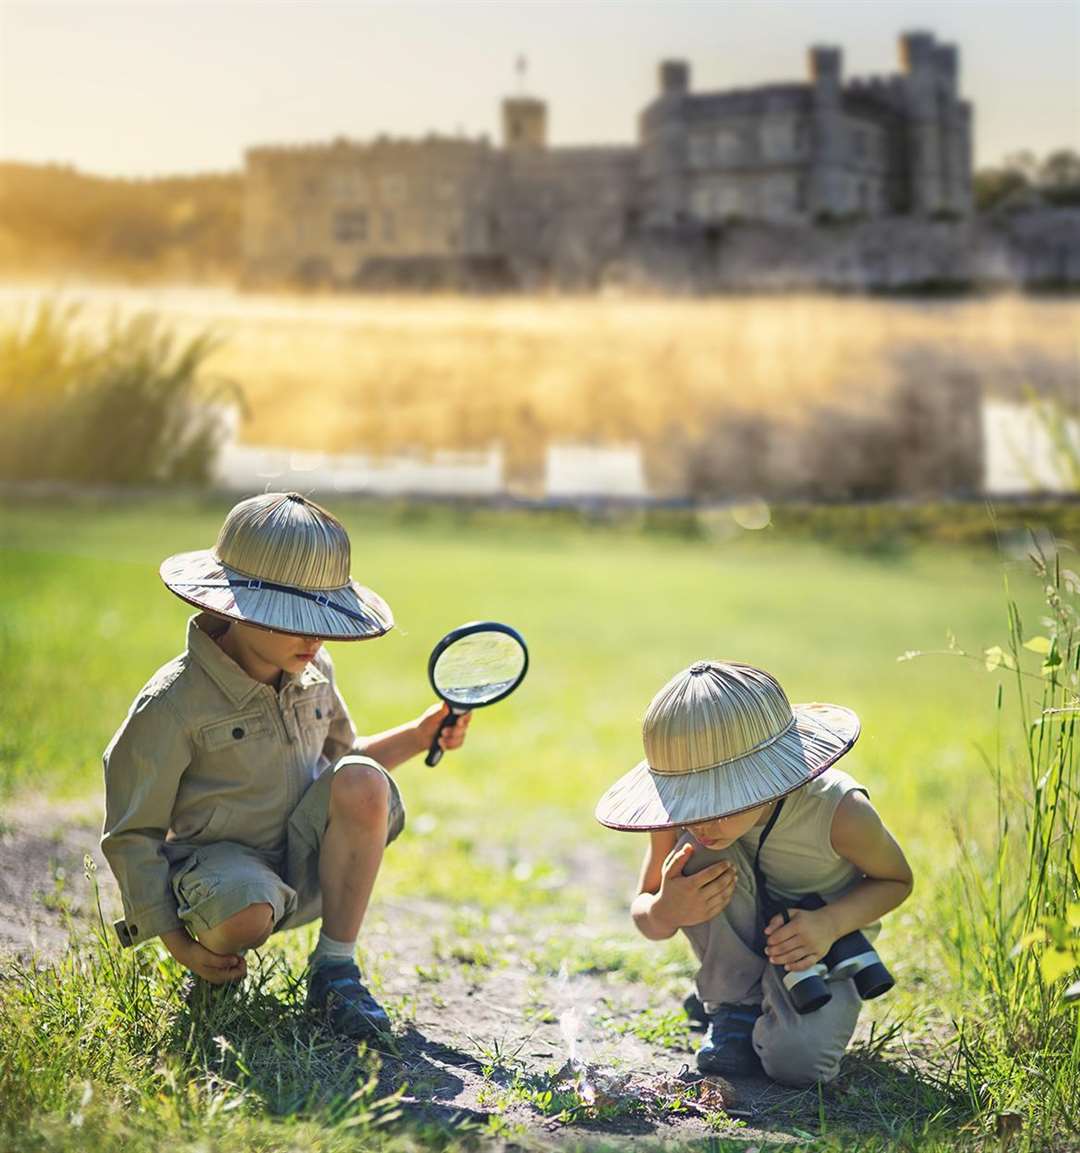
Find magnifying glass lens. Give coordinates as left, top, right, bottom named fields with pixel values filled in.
left=432, top=631, right=527, bottom=706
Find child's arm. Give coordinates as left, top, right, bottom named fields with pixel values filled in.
left=631, top=830, right=737, bottom=940
left=101, top=694, right=190, bottom=947
left=764, top=791, right=914, bottom=972
left=319, top=654, right=469, bottom=771
left=358, top=703, right=471, bottom=770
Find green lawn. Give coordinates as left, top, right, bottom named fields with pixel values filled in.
left=0, top=497, right=1040, bottom=860
left=1, top=495, right=1068, bottom=1150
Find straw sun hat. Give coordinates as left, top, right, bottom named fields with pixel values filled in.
left=595, top=661, right=860, bottom=831
left=160, top=492, right=394, bottom=641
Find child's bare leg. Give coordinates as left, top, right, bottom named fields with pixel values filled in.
left=318, top=761, right=389, bottom=941
left=198, top=902, right=275, bottom=953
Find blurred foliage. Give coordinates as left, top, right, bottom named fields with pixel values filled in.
left=975, top=148, right=1080, bottom=212
left=0, top=300, right=241, bottom=484
left=0, top=163, right=241, bottom=280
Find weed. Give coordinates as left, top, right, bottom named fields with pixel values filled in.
left=600, top=1006, right=693, bottom=1051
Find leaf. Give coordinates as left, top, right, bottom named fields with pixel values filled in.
left=984, top=646, right=1017, bottom=672
left=1042, top=649, right=1064, bottom=675
left=1067, top=904, right=1080, bottom=930
left=1024, top=636, right=1053, bottom=655
left=1040, top=947, right=1078, bottom=984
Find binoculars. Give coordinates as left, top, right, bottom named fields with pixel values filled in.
left=767, top=892, right=894, bottom=1015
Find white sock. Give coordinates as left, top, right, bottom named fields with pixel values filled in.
left=309, top=930, right=357, bottom=971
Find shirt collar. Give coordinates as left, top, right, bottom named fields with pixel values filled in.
left=186, top=613, right=328, bottom=705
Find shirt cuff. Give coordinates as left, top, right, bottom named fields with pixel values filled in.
left=113, top=901, right=184, bottom=948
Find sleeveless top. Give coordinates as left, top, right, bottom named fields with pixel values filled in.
left=680, top=766, right=880, bottom=939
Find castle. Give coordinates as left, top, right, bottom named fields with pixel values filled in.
left=242, top=30, right=973, bottom=289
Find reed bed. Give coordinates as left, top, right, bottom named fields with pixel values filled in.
left=1, top=288, right=1076, bottom=490
left=942, top=540, right=1080, bottom=1142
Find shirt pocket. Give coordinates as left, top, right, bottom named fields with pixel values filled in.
left=200, top=710, right=272, bottom=753
left=294, top=692, right=333, bottom=762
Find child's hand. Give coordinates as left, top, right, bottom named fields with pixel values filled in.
left=764, top=907, right=836, bottom=972
left=166, top=933, right=247, bottom=984
left=415, top=702, right=472, bottom=755
left=654, top=842, right=737, bottom=929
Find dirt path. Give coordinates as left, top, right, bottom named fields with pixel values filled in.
left=0, top=798, right=956, bottom=1148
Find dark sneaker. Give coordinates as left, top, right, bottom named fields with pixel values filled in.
left=696, top=1003, right=764, bottom=1077
left=305, top=960, right=391, bottom=1040
left=683, top=990, right=709, bottom=1031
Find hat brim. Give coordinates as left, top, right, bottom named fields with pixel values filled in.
left=595, top=702, right=860, bottom=831
left=160, top=549, right=394, bottom=641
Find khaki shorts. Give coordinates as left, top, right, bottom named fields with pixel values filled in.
left=168, top=756, right=405, bottom=938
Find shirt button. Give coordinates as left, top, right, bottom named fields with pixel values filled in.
left=232, top=727, right=245, bottom=739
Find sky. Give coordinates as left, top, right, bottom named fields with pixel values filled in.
left=1, top=0, right=1077, bottom=179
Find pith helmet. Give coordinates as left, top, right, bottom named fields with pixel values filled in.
left=595, top=660, right=859, bottom=830
left=160, top=492, right=394, bottom=641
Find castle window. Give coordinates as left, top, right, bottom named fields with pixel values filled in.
left=795, top=174, right=808, bottom=212
left=334, top=209, right=368, bottom=243
left=714, top=128, right=742, bottom=164
left=761, top=119, right=794, bottom=161
left=379, top=173, right=407, bottom=201
left=689, top=134, right=712, bottom=169
left=794, top=120, right=810, bottom=155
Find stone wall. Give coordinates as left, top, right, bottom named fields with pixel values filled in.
left=622, top=208, right=1080, bottom=291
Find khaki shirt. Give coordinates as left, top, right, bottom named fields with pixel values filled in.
left=101, top=613, right=362, bottom=946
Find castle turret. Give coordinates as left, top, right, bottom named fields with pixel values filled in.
left=659, top=60, right=690, bottom=97
left=932, top=42, right=973, bottom=215
left=502, top=98, right=547, bottom=151
left=900, top=30, right=945, bottom=214
left=807, top=45, right=846, bottom=217
left=638, top=59, right=692, bottom=227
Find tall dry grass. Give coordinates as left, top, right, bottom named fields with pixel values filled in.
left=1, top=289, right=1076, bottom=490
left=0, top=300, right=237, bottom=485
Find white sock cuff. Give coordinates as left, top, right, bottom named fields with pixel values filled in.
left=311, top=930, right=357, bottom=967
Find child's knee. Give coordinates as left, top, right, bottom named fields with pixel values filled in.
left=330, top=759, right=390, bottom=827
left=755, top=1027, right=846, bottom=1088
left=199, top=901, right=275, bottom=952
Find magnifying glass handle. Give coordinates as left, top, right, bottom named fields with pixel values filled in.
left=425, top=707, right=461, bottom=767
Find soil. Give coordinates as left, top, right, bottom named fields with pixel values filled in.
left=0, top=796, right=952, bottom=1149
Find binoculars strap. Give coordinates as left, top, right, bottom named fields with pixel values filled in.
left=753, top=796, right=788, bottom=928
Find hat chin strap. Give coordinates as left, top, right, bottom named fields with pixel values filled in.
left=168, top=577, right=385, bottom=628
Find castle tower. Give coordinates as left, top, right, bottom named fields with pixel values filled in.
left=807, top=45, right=846, bottom=217
left=638, top=59, right=692, bottom=227
left=502, top=98, right=547, bottom=150
left=659, top=60, right=690, bottom=98
left=900, top=30, right=945, bottom=215
left=932, top=42, right=973, bottom=215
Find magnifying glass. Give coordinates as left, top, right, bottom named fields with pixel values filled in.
left=425, top=621, right=529, bottom=767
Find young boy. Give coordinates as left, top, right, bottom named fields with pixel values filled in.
left=595, top=660, right=912, bottom=1088
left=101, top=491, right=470, bottom=1038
